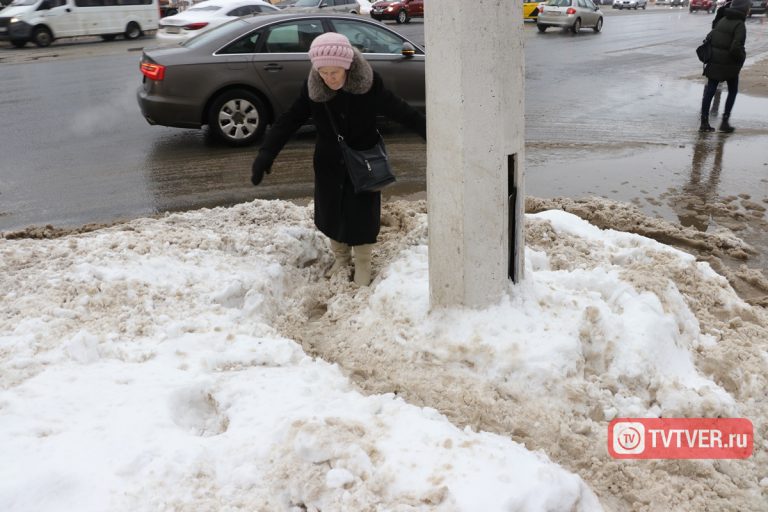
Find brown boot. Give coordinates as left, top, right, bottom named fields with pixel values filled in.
left=326, top=240, right=351, bottom=277
left=352, top=244, right=374, bottom=287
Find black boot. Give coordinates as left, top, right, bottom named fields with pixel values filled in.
left=699, top=114, right=715, bottom=132
left=719, top=113, right=734, bottom=133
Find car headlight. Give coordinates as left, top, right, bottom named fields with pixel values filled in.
left=9, top=17, right=20, bottom=23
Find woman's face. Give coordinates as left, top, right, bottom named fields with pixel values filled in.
left=318, top=66, right=347, bottom=91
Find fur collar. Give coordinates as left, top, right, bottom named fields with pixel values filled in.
left=307, top=48, right=374, bottom=103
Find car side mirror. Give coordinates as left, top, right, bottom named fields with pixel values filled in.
left=402, top=42, right=415, bottom=58
left=39, top=0, right=52, bottom=9
left=319, top=1, right=328, bottom=6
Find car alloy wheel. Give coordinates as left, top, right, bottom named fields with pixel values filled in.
left=396, top=10, right=408, bottom=23
left=594, top=17, right=603, bottom=32
left=571, top=17, right=581, bottom=33
left=537, top=23, right=548, bottom=32
left=208, top=89, right=267, bottom=146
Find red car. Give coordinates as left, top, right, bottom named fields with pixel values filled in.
left=689, top=0, right=714, bottom=12
left=370, top=0, right=424, bottom=24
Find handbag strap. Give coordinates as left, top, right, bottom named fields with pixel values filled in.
left=323, top=103, right=345, bottom=143
left=323, top=102, right=382, bottom=145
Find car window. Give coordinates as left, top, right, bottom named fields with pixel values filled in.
left=263, top=20, right=324, bottom=53
left=218, top=29, right=261, bottom=54
left=585, top=0, right=596, bottom=7
left=577, top=0, right=587, bottom=6
left=294, top=0, right=319, bottom=5
left=330, top=20, right=406, bottom=54
left=228, top=5, right=265, bottom=15
left=188, top=5, right=223, bottom=11
left=546, top=0, right=571, bottom=5
left=227, top=6, right=249, bottom=15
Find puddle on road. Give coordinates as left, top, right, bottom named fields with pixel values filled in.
left=527, top=135, right=768, bottom=303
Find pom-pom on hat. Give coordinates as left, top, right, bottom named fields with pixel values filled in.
left=308, top=32, right=354, bottom=70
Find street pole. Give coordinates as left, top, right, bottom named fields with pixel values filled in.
left=425, top=0, right=526, bottom=308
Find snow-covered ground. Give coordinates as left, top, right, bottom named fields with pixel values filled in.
left=1, top=198, right=766, bottom=511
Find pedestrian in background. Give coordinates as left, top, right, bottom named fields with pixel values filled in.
left=699, top=0, right=749, bottom=133
left=249, top=32, right=426, bottom=287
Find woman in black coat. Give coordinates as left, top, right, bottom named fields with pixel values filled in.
left=699, top=0, right=749, bottom=133
left=250, top=32, right=426, bottom=286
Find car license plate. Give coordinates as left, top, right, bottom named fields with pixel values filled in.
left=165, top=26, right=181, bottom=34
left=0, top=27, right=7, bottom=33
left=372, top=8, right=382, bottom=13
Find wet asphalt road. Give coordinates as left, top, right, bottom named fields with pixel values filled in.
left=0, top=8, right=767, bottom=248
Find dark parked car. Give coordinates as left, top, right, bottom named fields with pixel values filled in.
left=137, top=13, right=425, bottom=146
left=749, top=0, right=766, bottom=15
left=370, top=0, right=423, bottom=24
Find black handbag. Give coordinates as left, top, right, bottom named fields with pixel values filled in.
left=324, top=103, right=395, bottom=194
left=696, top=34, right=712, bottom=64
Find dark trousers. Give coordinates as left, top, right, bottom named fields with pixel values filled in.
left=701, top=77, right=738, bottom=118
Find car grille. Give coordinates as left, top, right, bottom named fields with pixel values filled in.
left=0, top=18, right=11, bottom=30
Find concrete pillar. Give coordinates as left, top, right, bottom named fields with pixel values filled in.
left=425, top=0, right=525, bottom=308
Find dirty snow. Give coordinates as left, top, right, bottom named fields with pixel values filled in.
left=1, top=198, right=767, bottom=511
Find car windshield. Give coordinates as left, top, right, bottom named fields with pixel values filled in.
left=546, top=0, right=572, bottom=5
left=10, top=0, right=38, bottom=5
left=181, top=18, right=252, bottom=48
left=294, top=0, right=319, bottom=5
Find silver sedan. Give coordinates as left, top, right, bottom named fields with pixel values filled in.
left=537, top=0, right=604, bottom=34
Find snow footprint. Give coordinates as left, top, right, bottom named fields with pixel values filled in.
left=168, top=383, right=229, bottom=436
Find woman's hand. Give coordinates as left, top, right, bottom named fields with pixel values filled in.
left=251, top=151, right=274, bottom=186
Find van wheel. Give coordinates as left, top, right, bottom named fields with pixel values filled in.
left=396, top=10, right=408, bottom=23
left=32, top=27, right=53, bottom=47
left=208, top=89, right=267, bottom=146
left=124, top=22, right=142, bottom=40
left=593, top=17, right=603, bottom=32
left=11, top=39, right=27, bottom=48
left=101, top=34, right=117, bottom=41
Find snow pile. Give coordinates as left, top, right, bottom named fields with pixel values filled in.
left=2, top=198, right=767, bottom=511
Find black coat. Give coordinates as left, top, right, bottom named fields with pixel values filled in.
left=704, top=8, right=747, bottom=82
left=258, top=52, right=426, bottom=246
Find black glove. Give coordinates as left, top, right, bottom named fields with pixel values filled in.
left=251, top=151, right=274, bottom=186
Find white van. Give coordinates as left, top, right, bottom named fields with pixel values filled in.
left=0, top=0, right=159, bottom=48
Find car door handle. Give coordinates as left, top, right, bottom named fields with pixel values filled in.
left=263, top=63, right=283, bottom=72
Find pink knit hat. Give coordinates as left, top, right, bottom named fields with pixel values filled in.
left=308, top=32, right=354, bottom=70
